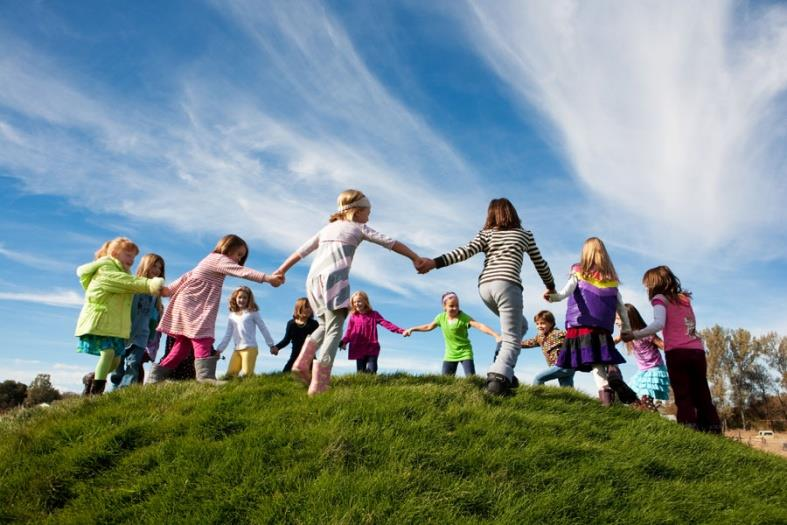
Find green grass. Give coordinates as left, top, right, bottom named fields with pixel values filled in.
left=1, top=374, right=786, bottom=524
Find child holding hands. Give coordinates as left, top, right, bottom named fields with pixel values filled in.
left=546, top=237, right=631, bottom=406
left=274, top=298, right=319, bottom=373
left=149, top=234, right=282, bottom=384
left=340, top=291, right=407, bottom=374
left=621, top=266, right=720, bottom=432
left=215, top=286, right=275, bottom=378
left=405, top=292, right=500, bottom=377
left=417, top=198, right=555, bottom=395
left=274, top=189, right=426, bottom=395
left=522, top=310, right=574, bottom=388
left=75, top=238, right=165, bottom=395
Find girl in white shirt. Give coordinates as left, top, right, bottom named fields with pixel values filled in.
left=216, top=286, right=275, bottom=378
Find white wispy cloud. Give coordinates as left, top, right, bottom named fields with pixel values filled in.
left=0, top=243, right=72, bottom=272
left=459, top=0, right=787, bottom=259
left=0, top=1, right=491, bottom=306
left=0, top=289, right=83, bottom=308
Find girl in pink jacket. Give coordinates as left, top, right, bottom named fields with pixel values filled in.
left=339, top=291, right=408, bottom=374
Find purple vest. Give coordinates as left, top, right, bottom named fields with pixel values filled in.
left=565, top=272, right=619, bottom=333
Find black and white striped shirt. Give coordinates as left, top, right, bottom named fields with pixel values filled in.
left=433, top=228, right=554, bottom=290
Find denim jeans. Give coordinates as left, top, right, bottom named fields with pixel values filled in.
left=442, top=359, right=476, bottom=377
left=533, top=365, right=575, bottom=388
left=111, top=344, right=146, bottom=389
left=356, top=355, right=379, bottom=374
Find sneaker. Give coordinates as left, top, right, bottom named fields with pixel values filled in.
left=485, top=373, right=511, bottom=396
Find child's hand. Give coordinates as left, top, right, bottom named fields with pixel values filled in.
left=415, top=257, right=435, bottom=274
left=270, top=345, right=279, bottom=355
left=620, top=331, right=635, bottom=343
left=160, top=287, right=171, bottom=298
left=339, top=341, right=346, bottom=350
left=266, top=273, right=284, bottom=287
left=403, top=329, right=412, bottom=337
left=495, top=335, right=502, bottom=343
left=542, top=289, right=554, bottom=301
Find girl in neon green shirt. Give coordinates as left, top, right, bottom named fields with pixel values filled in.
left=405, top=292, right=499, bottom=376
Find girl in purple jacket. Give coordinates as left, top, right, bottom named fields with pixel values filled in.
left=339, top=291, right=408, bottom=374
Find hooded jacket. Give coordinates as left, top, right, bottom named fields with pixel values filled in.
left=74, top=256, right=164, bottom=339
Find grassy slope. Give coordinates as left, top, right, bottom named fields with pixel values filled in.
left=1, top=374, right=786, bottom=524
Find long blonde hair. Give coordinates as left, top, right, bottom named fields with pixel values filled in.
left=349, top=290, right=372, bottom=314
left=329, top=189, right=368, bottom=222
left=137, top=253, right=165, bottom=317
left=578, top=237, right=619, bottom=282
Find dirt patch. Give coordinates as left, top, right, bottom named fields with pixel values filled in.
left=725, top=430, right=787, bottom=459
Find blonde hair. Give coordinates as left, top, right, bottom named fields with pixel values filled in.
left=349, top=291, right=372, bottom=314
left=329, top=189, right=368, bottom=222
left=94, top=240, right=112, bottom=259
left=107, top=237, right=139, bottom=259
left=578, top=237, right=619, bottom=282
left=213, top=234, right=249, bottom=265
left=293, top=297, right=314, bottom=322
left=228, top=286, right=259, bottom=313
left=137, top=253, right=165, bottom=317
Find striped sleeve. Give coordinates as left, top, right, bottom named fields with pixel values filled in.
left=433, top=231, right=488, bottom=268
left=523, top=231, right=555, bottom=290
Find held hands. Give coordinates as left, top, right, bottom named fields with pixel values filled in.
left=414, top=257, right=436, bottom=274
left=543, top=289, right=555, bottom=302
left=266, top=271, right=284, bottom=287
left=160, top=287, right=172, bottom=298
left=403, top=329, right=412, bottom=337
left=270, top=345, right=279, bottom=355
left=620, top=331, right=635, bottom=343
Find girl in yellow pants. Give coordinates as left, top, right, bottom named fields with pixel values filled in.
left=216, top=286, right=276, bottom=377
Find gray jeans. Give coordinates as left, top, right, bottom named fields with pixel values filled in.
left=479, top=281, right=528, bottom=381
left=312, top=308, right=348, bottom=366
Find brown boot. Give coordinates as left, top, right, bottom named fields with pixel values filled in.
left=89, top=379, right=107, bottom=396
left=598, top=387, right=614, bottom=407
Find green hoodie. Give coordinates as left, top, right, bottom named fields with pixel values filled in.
left=74, top=256, right=164, bottom=339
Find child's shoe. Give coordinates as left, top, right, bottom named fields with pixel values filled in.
left=598, top=387, right=615, bottom=406
left=292, top=337, right=318, bottom=386
left=485, top=373, right=511, bottom=396
left=145, top=363, right=172, bottom=384
left=89, top=379, right=107, bottom=396
left=307, top=361, right=332, bottom=396
left=195, top=356, right=227, bottom=385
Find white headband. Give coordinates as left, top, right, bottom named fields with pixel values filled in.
left=337, top=196, right=371, bottom=213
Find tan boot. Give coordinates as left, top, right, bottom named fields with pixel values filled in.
left=291, top=337, right=318, bottom=386
left=307, top=361, right=332, bottom=397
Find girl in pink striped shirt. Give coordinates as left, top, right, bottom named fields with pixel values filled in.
left=148, top=234, right=282, bottom=384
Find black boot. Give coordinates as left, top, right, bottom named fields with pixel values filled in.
left=485, top=373, right=511, bottom=396
left=89, top=379, right=107, bottom=396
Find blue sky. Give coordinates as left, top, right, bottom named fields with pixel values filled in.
left=1, top=0, right=786, bottom=394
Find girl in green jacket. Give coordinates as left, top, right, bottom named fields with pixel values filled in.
left=75, top=237, right=165, bottom=395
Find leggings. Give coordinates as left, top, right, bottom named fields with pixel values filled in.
left=226, top=347, right=259, bottom=377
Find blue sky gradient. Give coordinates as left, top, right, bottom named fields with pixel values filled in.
left=1, top=0, right=786, bottom=394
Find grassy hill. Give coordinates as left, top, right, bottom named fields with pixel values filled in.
left=1, top=374, right=786, bottom=524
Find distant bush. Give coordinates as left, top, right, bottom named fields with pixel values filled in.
left=23, top=374, right=61, bottom=407
left=0, top=380, right=27, bottom=411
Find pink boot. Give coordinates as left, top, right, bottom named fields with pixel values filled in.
left=307, top=361, right=332, bottom=397
left=291, top=337, right=318, bottom=385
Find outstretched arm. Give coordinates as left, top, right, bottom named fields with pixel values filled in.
left=545, top=274, right=578, bottom=302
left=403, top=321, right=438, bottom=336
left=469, top=320, right=500, bottom=341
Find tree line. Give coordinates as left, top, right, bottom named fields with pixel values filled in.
left=0, top=374, right=66, bottom=412
left=702, top=327, right=787, bottom=430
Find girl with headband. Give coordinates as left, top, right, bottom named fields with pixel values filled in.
left=274, top=189, right=428, bottom=395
